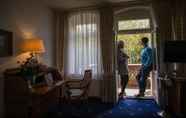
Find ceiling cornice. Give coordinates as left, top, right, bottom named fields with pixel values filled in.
left=51, top=0, right=152, bottom=12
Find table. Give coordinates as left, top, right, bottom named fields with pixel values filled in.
left=4, top=69, right=65, bottom=118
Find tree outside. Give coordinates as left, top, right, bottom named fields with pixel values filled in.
left=117, top=33, right=151, bottom=64
left=117, top=18, right=152, bottom=89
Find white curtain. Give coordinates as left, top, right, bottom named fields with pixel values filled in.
left=66, top=11, right=102, bottom=79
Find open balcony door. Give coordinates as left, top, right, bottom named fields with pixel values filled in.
left=113, top=20, right=120, bottom=102
left=113, top=29, right=159, bottom=102
left=113, top=14, right=159, bottom=102
left=151, top=30, right=159, bottom=103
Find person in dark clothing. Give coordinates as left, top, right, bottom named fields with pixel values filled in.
left=117, top=40, right=129, bottom=97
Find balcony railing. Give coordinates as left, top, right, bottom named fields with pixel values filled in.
left=126, top=64, right=140, bottom=88
left=128, top=64, right=141, bottom=80
left=127, top=64, right=151, bottom=89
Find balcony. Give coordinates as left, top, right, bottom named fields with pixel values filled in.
left=118, top=64, right=152, bottom=96
left=127, top=64, right=151, bottom=89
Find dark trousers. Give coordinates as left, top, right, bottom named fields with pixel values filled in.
left=120, top=74, right=129, bottom=93
left=136, top=65, right=152, bottom=94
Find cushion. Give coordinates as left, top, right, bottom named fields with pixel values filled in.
left=69, top=89, right=83, bottom=97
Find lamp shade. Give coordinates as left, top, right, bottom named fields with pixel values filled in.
left=21, top=38, right=45, bottom=53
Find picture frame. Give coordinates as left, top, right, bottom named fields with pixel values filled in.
left=0, top=29, right=13, bottom=57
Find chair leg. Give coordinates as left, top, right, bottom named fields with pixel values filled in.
left=81, top=95, right=88, bottom=104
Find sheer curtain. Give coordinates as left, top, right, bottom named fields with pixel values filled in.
left=66, top=11, right=102, bottom=79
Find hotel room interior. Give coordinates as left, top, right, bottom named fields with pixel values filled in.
left=0, top=0, right=186, bottom=118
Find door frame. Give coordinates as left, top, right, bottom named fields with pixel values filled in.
left=113, top=6, right=159, bottom=102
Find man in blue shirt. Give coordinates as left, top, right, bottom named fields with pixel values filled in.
left=136, top=37, right=153, bottom=97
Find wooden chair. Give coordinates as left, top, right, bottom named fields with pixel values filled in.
left=64, top=69, right=92, bottom=102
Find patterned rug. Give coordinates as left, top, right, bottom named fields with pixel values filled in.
left=98, top=98, right=162, bottom=118
left=46, top=98, right=163, bottom=118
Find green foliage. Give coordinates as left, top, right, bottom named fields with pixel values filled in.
left=118, top=33, right=151, bottom=64
left=118, top=19, right=150, bottom=30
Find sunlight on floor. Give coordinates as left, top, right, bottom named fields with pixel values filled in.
left=118, top=88, right=152, bottom=97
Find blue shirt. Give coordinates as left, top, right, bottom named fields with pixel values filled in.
left=141, top=45, right=153, bottom=68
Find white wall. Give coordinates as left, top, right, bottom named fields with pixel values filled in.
left=0, top=0, right=54, bottom=117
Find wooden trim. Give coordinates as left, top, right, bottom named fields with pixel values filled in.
left=118, top=28, right=152, bottom=34
left=51, top=0, right=152, bottom=13
left=66, top=6, right=100, bottom=13
left=112, top=0, right=152, bottom=8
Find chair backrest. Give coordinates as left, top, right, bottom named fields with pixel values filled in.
left=81, top=69, right=92, bottom=88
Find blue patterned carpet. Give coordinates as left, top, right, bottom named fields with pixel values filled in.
left=46, top=98, right=163, bottom=118
left=99, top=98, right=162, bottom=118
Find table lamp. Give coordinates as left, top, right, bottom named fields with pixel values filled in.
left=20, top=38, right=45, bottom=62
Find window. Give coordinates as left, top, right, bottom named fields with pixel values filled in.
left=118, top=19, right=150, bottom=31
left=67, top=11, right=102, bottom=78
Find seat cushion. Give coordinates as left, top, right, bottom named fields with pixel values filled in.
left=69, top=89, right=83, bottom=97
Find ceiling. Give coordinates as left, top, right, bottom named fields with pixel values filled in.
left=42, top=0, right=136, bottom=9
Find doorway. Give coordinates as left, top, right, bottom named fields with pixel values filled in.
left=114, top=8, right=158, bottom=100
left=117, top=33, right=152, bottom=97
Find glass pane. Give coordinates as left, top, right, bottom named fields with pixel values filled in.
left=76, top=24, right=97, bottom=34
left=117, top=33, right=151, bottom=64
left=118, top=19, right=150, bottom=30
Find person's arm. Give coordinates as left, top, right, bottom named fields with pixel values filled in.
left=123, top=52, right=129, bottom=59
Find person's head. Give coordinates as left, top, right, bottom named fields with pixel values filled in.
left=141, top=37, right=149, bottom=47
left=118, top=40, right=124, bottom=49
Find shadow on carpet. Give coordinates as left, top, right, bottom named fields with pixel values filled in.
left=45, top=98, right=163, bottom=118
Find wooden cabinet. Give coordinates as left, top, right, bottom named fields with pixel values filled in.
left=4, top=70, right=64, bottom=118
left=167, top=77, right=186, bottom=116
left=4, top=75, right=30, bottom=118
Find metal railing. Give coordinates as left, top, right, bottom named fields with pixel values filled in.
left=128, top=64, right=141, bottom=80
left=126, top=64, right=140, bottom=88
left=127, top=64, right=151, bottom=89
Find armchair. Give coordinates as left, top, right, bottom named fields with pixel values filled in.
left=64, top=69, right=92, bottom=101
